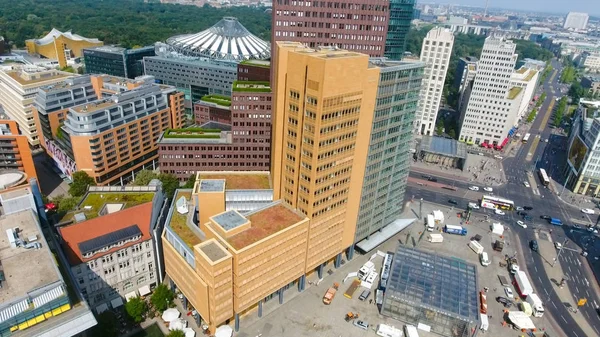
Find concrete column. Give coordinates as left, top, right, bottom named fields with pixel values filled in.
left=258, top=300, right=263, bottom=317
left=317, top=264, right=324, bottom=279
left=347, top=245, right=355, bottom=261
left=334, top=253, right=342, bottom=268
left=132, top=170, right=135, bottom=181
left=298, top=275, right=306, bottom=292
left=234, top=313, right=240, bottom=332
left=153, top=159, right=156, bottom=171
left=120, top=176, right=124, bottom=186
left=279, top=288, right=284, bottom=304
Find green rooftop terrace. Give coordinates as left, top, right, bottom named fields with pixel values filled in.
left=199, top=94, right=231, bottom=107
left=240, top=59, right=270, bottom=69
left=507, top=86, right=523, bottom=100
left=168, top=191, right=202, bottom=248
left=64, top=192, right=155, bottom=222
left=232, top=80, right=271, bottom=93
left=164, top=127, right=222, bottom=139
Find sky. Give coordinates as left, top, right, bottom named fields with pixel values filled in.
left=429, top=0, right=600, bottom=16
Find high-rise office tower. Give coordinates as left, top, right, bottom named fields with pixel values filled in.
left=384, top=0, right=416, bottom=60
left=564, top=12, right=589, bottom=30
left=354, top=58, right=424, bottom=246
left=271, top=0, right=391, bottom=57
left=271, top=41, right=379, bottom=265
left=458, top=36, right=521, bottom=149
left=414, top=27, right=454, bottom=135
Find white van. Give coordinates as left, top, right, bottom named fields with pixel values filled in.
left=480, top=252, right=490, bottom=266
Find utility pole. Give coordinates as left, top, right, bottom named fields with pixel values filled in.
left=552, top=237, right=569, bottom=267
left=419, top=198, right=423, bottom=220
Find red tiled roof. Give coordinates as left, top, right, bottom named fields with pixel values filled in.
left=59, top=203, right=153, bottom=266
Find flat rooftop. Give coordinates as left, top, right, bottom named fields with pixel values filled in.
left=507, top=86, right=523, bottom=100
left=213, top=210, right=248, bottom=231
left=71, top=99, right=116, bottom=113
left=240, top=59, right=270, bottom=68
left=163, top=128, right=222, bottom=140
left=0, top=210, right=60, bottom=303
left=62, top=191, right=155, bottom=223
left=227, top=203, right=306, bottom=250
left=232, top=80, right=271, bottom=93
left=197, top=172, right=271, bottom=190
left=199, top=180, right=225, bottom=192
left=7, top=71, right=71, bottom=86
left=198, top=94, right=231, bottom=107
left=168, top=190, right=202, bottom=248
left=198, top=240, right=228, bottom=262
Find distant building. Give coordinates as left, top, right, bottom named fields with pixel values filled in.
left=0, top=120, right=37, bottom=187
left=83, top=46, right=156, bottom=79
left=385, top=0, right=417, bottom=60
left=25, top=29, right=103, bottom=68
left=581, top=76, right=600, bottom=96
left=0, top=65, right=74, bottom=148
left=58, top=185, right=166, bottom=313
left=520, top=58, right=547, bottom=71
left=33, top=75, right=185, bottom=185
left=579, top=52, right=600, bottom=72
left=455, top=57, right=478, bottom=112
left=564, top=12, right=589, bottom=30
left=414, top=27, right=454, bottom=136
left=0, top=182, right=97, bottom=336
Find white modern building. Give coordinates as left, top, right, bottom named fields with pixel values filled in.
left=510, top=67, right=539, bottom=120
left=458, top=36, right=521, bottom=149
left=579, top=52, right=600, bottom=72
left=0, top=65, right=73, bottom=148
left=564, top=12, right=589, bottom=30
left=414, top=27, right=454, bottom=136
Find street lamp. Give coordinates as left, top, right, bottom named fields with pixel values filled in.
left=552, top=237, right=569, bottom=268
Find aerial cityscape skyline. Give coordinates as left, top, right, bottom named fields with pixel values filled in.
left=426, top=0, right=600, bottom=15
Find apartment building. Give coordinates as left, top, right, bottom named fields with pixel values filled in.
left=0, top=120, right=37, bottom=189
left=0, top=65, right=74, bottom=148
left=353, top=58, right=424, bottom=247
left=32, top=74, right=184, bottom=185
left=510, top=67, right=539, bottom=120
left=385, top=0, right=417, bottom=60
left=58, top=185, right=166, bottom=313
left=25, top=29, right=103, bottom=68
left=458, top=36, right=521, bottom=149
left=414, top=27, right=454, bottom=136
left=83, top=45, right=156, bottom=79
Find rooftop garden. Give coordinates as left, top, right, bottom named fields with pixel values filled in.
left=65, top=192, right=155, bottom=221
left=232, top=80, right=271, bottom=93
left=164, top=127, right=222, bottom=139
left=197, top=173, right=270, bottom=190
left=524, top=70, right=537, bottom=82
left=199, top=94, right=231, bottom=107
left=240, top=60, right=271, bottom=68
left=168, top=191, right=202, bottom=248
left=507, top=87, right=523, bottom=100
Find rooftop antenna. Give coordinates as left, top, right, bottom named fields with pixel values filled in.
left=484, top=0, right=490, bottom=17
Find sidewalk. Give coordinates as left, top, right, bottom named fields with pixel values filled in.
left=551, top=177, right=599, bottom=212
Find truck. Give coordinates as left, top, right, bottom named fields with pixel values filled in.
left=526, top=293, right=545, bottom=317
left=376, top=324, right=402, bottom=337
left=427, top=233, right=444, bottom=243
left=358, top=261, right=375, bottom=280
left=514, top=270, right=533, bottom=298
left=493, top=240, right=504, bottom=252
left=322, top=282, right=339, bottom=305
left=344, top=279, right=361, bottom=299
left=444, top=224, right=467, bottom=236
left=550, top=218, right=563, bottom=226
left=508, top=257, right=519, bottom=274
left=426, top=214, right=435, bottom=231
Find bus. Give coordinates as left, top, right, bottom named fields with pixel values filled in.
left=522, top=133, right=531, bottom=143
left=538, top=168, right=550, bottom=187
left=481, top=195, right=515, bottom=211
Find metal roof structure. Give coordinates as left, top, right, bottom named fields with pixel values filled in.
left=200, top=180, right=226, bottom=192
left=165, top=17, right=270, bottom=61
left=212, top=210, right=248, bottom=231
left=419, top=136, right=468, bottom=160
left=78, top=225, right=141, bottom=255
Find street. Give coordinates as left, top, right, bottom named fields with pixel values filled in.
left=407, top=58, right=600, bottom=337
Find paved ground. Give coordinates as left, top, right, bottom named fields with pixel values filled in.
left=412, top=153, right=507, bottom=187
left=34, top=153, right=69, bottom=198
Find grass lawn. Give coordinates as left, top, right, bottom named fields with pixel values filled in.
left=131, top=323, right=164, bottom=337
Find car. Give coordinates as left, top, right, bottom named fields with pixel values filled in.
left=495, top=209, right=505, bottom=215
left=544, top=139, right=549, bottom=143
left=530, top=240, right=539, bottom=252
left=448, top=199, right=458, bottom=205
left=494, top=155, right=503, bottom=160
left=468, top=202, right=480, bottom=209
left=478, top=152, right=484, bottom=156
left=524, top=215, right=533, bottom=221
left=495, top=296, right=513, bottom=308
left=555, top=242, right=563, bottom=250
left=582, top=251, right=589, bottom=257
left=469, top=186, right=480, bottom=191
left=516, top=221, right=527, bottom=228
left=516, top=206, right=524, bottom=211
left=523, top=206, right=533, bottom=210
left=572, top=224, right=582, bottom=230
left=523, top=181, right=530, bottom=188
left=353, top=320, right=369, bottom=330
left=581, top=208, right=596, bottom=215
left=504, top=287, right=514, bottom=298
left=540, top=215, right=551, bottom=220
left=427, top=177, right=438, bottom=182
left=421, top=174, right=432, bottom=179
left=483, top=187, right=493, bottom=192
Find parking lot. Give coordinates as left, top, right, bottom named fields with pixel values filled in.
left=235, top=201, right=560, bottom=337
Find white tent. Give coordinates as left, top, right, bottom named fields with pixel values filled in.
left=162, top=308, right=181, bottom=322
left=492, top=222, right=505, bottom=236
left=183, top=327, right=196, bottom=337
left=480, top=313, right=489, bottom=331
left=169, top=318, right=187, bottom=331
left=215, top=325, right=233, bottom=337
left=508, top=311, right=536, bottom=330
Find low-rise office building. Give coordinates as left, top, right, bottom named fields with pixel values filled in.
left=83, top=46, right=156, bottom=79
left=33, top=74, right=184, bottom=185
left=58, top=185, right=166, bottom=313
left=579, top=52, right=600, bottom=72
left=0, top=65, right=74, bottom=147
left=0, top=120, right=37, bottom=191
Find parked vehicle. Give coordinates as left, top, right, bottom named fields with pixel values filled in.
left=496, top=296, right=513, bottom=308
left=345, top=312, right=359, bottom=322
left=523, top=206, right=533, bottom=210
left=323, top=282, right=339, bottom=304
left=480, top=252, right=490, bottom=266
left=495, top=209, right=505, bottom=215
left=444, top=225, right=467, bottom=236
left=358, top=261, right=375, bottom=280
left=526, top=293, right=545, bottom=317
left=404, top=325, right=420, bottom=337
left=426, top=214, right=435, bottom=231
left=581, top=208, right=595, bottom=215
left=468, top=202, right=480, bottom=209
left=469, top=240, right=484, bottom=254
left=359, top=290, right=371, bottom=301
left=376, top=324, right=402, bottom=337
left=504, top=287, right=514, bottom=298
left=344, top=279, right=361, bottom=299
left=514, top=270, right=534, bottom=297
left=493, top=240, right=505, bottom=252
left=353, top=320, right=369, bottom=330
left=427, top=233, right=444, bottom=243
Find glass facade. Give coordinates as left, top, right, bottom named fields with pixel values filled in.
left=354, top=60, right=424, bottom=242
left=382, top=246, right=480, bottom=337
left=384, top=0, right=416, bottom=60
left=83, top=47, right=155, bottom=79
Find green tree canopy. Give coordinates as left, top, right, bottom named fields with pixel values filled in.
left=151, top=284, right=174, bottom=312
left=90, top=311, right=118, bottom=337
left=69, top=171, right=96, bottom=197
left=183, top=174, right=196, bottom=189
left=167, top=330, right=186, bottom=337
left=133, top=170, right=159, bottom=186
left=124, top=297, right=147, bottom=323
left=158, top=173, right=180, bottom=199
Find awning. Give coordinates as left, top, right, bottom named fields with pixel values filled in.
left=139, top=285, right=151, bottom=296
left=356, top=218, right=416, bottom=252
left=125, top=291, right=138, bottom=302
left=110, top=297, right=124, bottom=308
left=96, top=303, right=109, bottom=314
left=32, top=286, right=65, bottom=308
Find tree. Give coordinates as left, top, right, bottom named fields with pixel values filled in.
left=158, top=173, right=181, bottom=199
left=183, top=174, right=196, bottom=188
left=568, top=81, right=585, bottom=103
left=167, top=330, right=186, bottom=337
left=69, top=171, right=96, bottom=197
left=57, top=196, right=80, bottom=214
left=447, top=128, right=456, bottom=139
left=435, top=119, right=444, bottom=136
left=151, top=284, right=174, bottom=312
left=133, top=170, right=158, bottom=186
left=124, top=297, right=147, bottom=323
left=90, top=311, right=118, bottom=337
